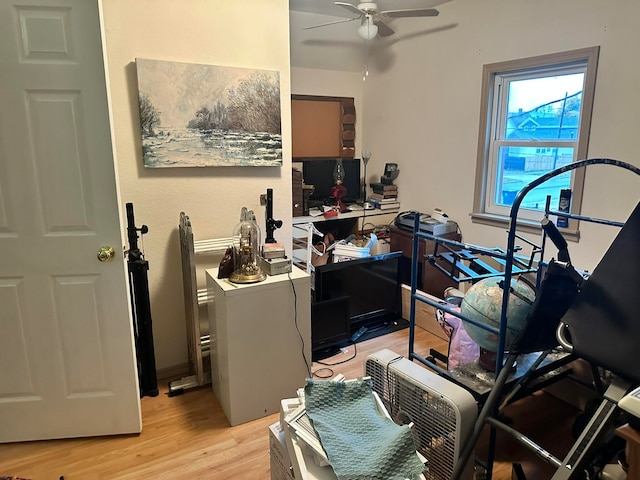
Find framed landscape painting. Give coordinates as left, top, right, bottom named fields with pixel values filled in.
left=135, top=58, right=282, bottom=167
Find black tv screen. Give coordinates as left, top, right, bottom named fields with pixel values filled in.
left=302, top=158, right=361, bottom=205
left=314, top=251, right=402, bottom=325
left=311, top=295, right=351, bottom=352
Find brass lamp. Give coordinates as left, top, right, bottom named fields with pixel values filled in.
left=229, top=208, right=266, bottom=284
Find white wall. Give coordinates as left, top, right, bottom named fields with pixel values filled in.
left=362, top=0, right=640, bottom=271
left=99, top=0, right=640, bottom=373
left=102, top=0, right=292, bottom=372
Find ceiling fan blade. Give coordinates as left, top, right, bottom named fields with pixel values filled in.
left=303, top=16, right=359, bottom=30
left=335, top=1, right=364, bottom=16
left=381, top=8, right=440, bottom=18
left=374, top=19, right=395, bottom=37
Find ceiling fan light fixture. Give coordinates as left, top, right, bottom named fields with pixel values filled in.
left=357, top=16, right=378, bottom=40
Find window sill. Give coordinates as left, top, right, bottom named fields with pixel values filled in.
left=470, top=212, right=581, bottom=243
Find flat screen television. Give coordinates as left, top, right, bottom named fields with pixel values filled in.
left=301, top=158, right=361, bottom=205
left=311, top=295, right=351, bottom=352
left=313, top=251, right=403, bottom=339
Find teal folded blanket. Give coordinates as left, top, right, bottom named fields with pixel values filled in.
left=304, top=379, right=424, bottom=480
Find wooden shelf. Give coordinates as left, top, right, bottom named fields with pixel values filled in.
left=292, top=207, right=398, bottom=225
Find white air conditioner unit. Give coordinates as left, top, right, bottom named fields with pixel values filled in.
left=365, top=349, right=478, bottom=480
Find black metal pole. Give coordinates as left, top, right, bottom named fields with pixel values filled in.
left=126, top=203, right=158, bottom=398
left=264, top=188, right=282, bottom=243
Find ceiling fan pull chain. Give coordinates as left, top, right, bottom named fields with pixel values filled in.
left=363, top=39, right=370, bottom=81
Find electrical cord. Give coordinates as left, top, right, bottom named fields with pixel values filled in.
left=310, top=340, right=360, bottom=378
left=453, top=221, right=463, bottom=242
left=288, top=271, right=311, bottom=378
left=361, top=221, right=376, bottom=235
left=314, top=341, right=358, bottom=367
left=312, top=367, right=334, bottom=379
left=384, top=354, right=404, bottom=419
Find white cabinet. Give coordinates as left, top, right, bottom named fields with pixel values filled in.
left=206, top=267, right=311, bottom=426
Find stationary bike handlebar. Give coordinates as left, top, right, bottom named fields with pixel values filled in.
left=541, top=217, right=570, bottom=263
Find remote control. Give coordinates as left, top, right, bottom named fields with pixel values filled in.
left=351, top=326, right=368, bottom=342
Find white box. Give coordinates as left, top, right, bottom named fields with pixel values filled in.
left=260, top=256, right=293, bottom=275
left=425, top=220, right=458, bottom=236
left=270, top=422, right=295, bottom=480
left=370, top=238, right=390, bottom=256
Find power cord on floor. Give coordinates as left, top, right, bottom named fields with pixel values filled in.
left=311, top=341, right=359, bottom=379
left=288, top=271, right=311, bottom=378
left=312, top=367, right=334, bottom=379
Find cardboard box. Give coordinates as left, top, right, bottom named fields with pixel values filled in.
left=370, top=238, right=390, bottom=256
left=401, top=284, right=449, bottom=341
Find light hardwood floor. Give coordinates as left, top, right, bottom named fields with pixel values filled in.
left=0, top=327, right=580, bottom=480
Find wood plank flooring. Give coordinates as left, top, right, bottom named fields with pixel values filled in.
left=0, top=327, right=581, bottom=480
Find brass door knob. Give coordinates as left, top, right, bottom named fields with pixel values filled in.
left=97, top=246, right=115, bottom=262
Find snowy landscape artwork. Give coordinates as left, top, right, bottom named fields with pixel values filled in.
left=135, top=58, right=282, bottom=167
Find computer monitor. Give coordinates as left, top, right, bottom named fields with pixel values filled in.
left=301, top=158, right=361, bottom=205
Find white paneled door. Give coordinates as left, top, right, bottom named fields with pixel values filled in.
left=0, top=0, right=141, bottom=442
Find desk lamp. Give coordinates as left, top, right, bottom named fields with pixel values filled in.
left=361, top=149, right=371, bottom=202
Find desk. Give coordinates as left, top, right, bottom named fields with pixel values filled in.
left=292, top=207, right=399, bottom=271
left=616, top=424, right=640, bottom=478
left=292, top=206, right=399, bottom=229
left=206, top=266, right=311, bottom=426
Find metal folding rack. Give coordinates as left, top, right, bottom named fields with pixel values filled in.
left=292, top=221, right=326, bottom=274
left=406, top=158, right=640, bottom=479
left=168, top=212, right=234, bottom=395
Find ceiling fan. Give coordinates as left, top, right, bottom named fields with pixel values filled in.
left=303, top=1, right=443, bottom=40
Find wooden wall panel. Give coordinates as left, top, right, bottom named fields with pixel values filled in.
left=292, top=95, right=355, bottom=159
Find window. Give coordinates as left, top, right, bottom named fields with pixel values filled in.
left=473, top=47, right=599, bottom=235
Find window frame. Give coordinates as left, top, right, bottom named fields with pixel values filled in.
left=472, top=47, right=600, bottom=240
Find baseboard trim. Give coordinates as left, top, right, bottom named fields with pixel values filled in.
left=157, top=363, right=190, bottom=382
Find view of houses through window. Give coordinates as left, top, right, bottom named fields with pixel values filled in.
left=493, top=71, right=584, bottom=212
left=474, top=47, right=599, bottom=227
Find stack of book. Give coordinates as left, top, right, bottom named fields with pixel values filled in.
left=367, top=182, right=400, bottom=210
left=262, top=242, right=286, bottom=259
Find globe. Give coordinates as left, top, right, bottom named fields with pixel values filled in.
left=460, top=277, right=535, bottom=352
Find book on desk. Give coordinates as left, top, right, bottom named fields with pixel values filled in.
left=367, top=198, right=401, bottom=210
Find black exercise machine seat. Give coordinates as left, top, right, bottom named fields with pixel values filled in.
left=558, top=200, right=640, bottom=384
